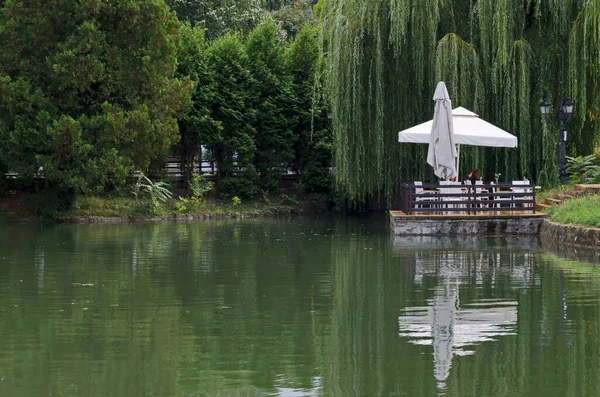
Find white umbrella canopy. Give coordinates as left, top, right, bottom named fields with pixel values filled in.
left=398, top=107, right=518, bottom=148
left=426, top=82, right=457, bottom=179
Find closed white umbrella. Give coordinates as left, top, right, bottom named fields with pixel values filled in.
left=427, top=82, right=457, bottom=180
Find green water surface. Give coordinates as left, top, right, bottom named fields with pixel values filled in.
left=1, top=217, right=599, bottom=397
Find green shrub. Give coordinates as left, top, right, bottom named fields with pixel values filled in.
left=220, top=176, right=257, bottom=200
left=0, top=2, right=191, bottom=200
left=190, top=172, right=214, bottom=198
left=566, top=154, right=600, bottom=184
left=26, top=185, right=76, bottom=219
left=301, top=163, right=332, bottom=194
left=584, top=168, right=600, bottom=184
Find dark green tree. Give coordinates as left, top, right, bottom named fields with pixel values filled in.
left=0, top=0, right=191, bottom=211
left=208, top=33, right=258, bottom=198
left=246, top=19, right=296, bottom=191
left=286, top=27, right=332, bottom=193
left=175, top=23, right=222, bottom=185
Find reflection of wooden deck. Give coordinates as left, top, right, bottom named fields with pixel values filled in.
left=390, top=210, right=547, bottom=220
left=390, top=210, right=547, bottom=236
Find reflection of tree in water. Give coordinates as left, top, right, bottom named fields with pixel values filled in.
left=323, top=231, right=388, bottom=397
left=4, top=226, right=600, bottom=396
left=0, top=220, right=341, bottom=396
left=0, top=225, right=197, bottom=397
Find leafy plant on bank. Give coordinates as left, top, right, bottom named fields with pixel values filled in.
left=566, top=154, right=600, bottom=184
left=131, top=173, right=173, bottom=213
left=584, top=169, right=600, bottom=184
left=219, top=176, right=258, bottom=200
left=190, top=171, right=215, bottom=198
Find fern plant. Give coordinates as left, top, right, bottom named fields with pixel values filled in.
left=566, top=155, right=600, bottom=183
left=131, top=173, right=173, bottom=204
left=190, top=171, right=214, bottom=199
left=584, top=168, right=600, bottom=184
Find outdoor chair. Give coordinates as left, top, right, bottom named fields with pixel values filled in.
left=474, top=180, right=489, bottom=209
left=511, top=180, right=533, bottom=208
left=414, top=181, right=438, bottom=210
left=492, top=183, right=513, bottom=209
left=440, top=182, right=467, bottom=213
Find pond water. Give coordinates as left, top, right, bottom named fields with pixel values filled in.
left=1, top=217, right=600, bottom=397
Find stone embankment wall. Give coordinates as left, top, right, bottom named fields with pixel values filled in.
left=390, top=216, right=545, bottom=236
left=540, top=221, right=600, bottom=249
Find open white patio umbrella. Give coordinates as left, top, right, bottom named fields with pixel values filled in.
left=399, top=105, right=518, bottom=176
left=427, top=82, right=457, bottom=179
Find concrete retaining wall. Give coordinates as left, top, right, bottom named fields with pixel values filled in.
left=390, top=216, right=544, bottom=236
left=540, top=220, right=600, bottom=249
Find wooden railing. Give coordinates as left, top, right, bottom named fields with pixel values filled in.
left=400, top=182, right=537, bottom=215
left=163, top=156, right=301, bottom=181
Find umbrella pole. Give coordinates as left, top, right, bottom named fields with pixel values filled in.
left=455, top=144, right=461, bottom=180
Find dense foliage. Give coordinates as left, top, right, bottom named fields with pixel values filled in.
left=167, top=0, right=266, bottom=38
left=3, top=0, right=599, bottom=212
left=175, top=19, right=331, bottom=199
left=167, top=0, right=316, bottom=39
left=566, top=152, right=600, bottom=184
left=322, top=0, right=600, bottom=204
left=0, top=1, right=330, bottom=211
left=0, top=0, right=192, bottom=212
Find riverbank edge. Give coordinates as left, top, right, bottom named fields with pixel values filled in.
left=0, top=193, right=333, bottom=223
left=59, top=210, right=300, bottom=224
left=540, top=220, right=600, bottom=250
left=0, top=205, right=303, bottom=224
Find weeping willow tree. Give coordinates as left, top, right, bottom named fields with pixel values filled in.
left=321, top=0, right=600, bottom=204
left=569, top=0, right=600, bottom=155
left=435, top=33, right=485, bottom=174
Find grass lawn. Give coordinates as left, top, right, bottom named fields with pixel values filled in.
left=535, top=183, right=576, bottom=202
left=544, top=195, right=600, bottom=228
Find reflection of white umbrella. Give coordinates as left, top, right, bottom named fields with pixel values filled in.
left=427, top=82, right=457, bottom=180
left=398, top=257, right=518, bottom=392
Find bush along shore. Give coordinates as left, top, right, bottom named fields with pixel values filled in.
left=66, top=194, right=308, bottom=222
left=0, top=171, right=333, bottom=223
left=0, top=192, right=329, bottom=223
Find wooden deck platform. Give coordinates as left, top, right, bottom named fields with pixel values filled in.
left=390, top=210, right=547, bottom=236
